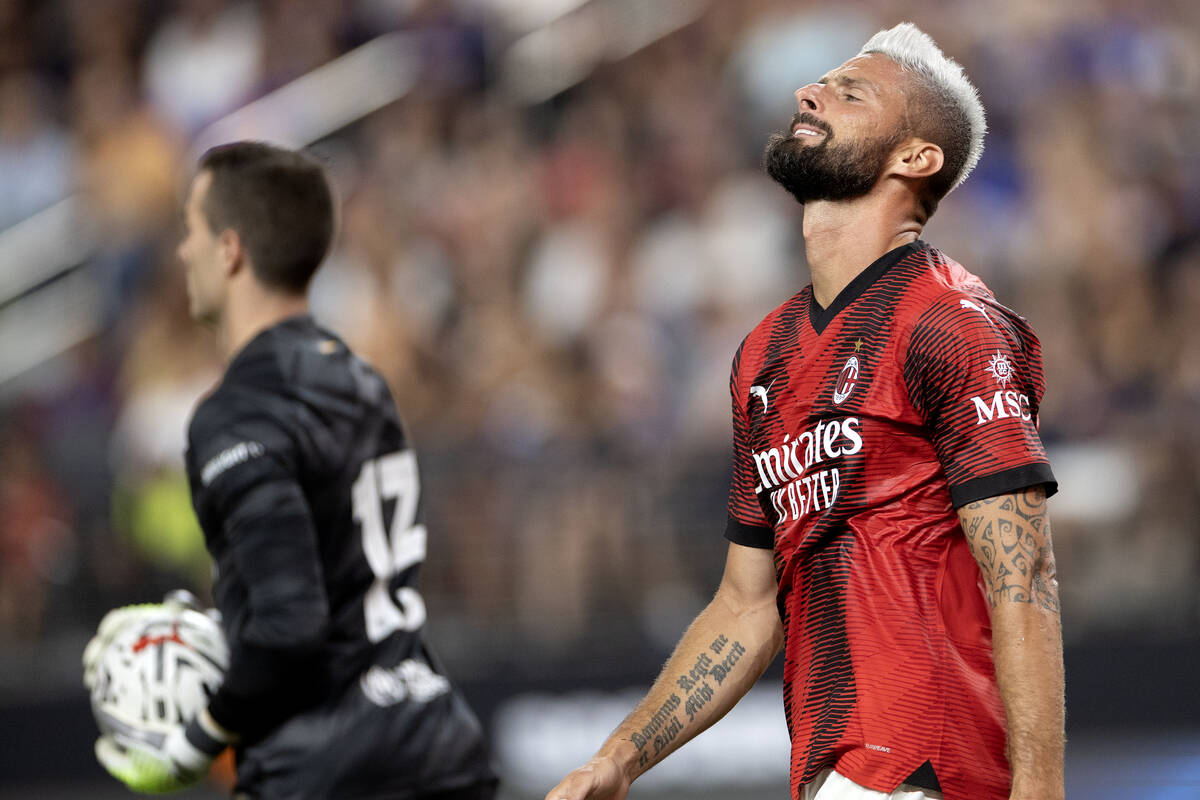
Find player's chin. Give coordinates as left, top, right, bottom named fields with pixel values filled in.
left=188, top=298, right=219, bottom=326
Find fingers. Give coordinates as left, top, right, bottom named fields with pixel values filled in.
left=543, top=762, right=628, bottom=800
left=94, top=736, right=126, bottom=775
left=94, top=735, right=182, bottom=794
left=95, top=736, right=149, bottom=785
left=543, top=776, right=588, bottom=800
left=84, top=604, right=163, bottom=682
left=544, top=768, right=598, bottom=800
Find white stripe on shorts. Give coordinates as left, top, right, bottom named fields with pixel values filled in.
left=801, top=769, right=944, bottom=800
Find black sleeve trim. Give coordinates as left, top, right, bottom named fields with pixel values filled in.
left=724, top=515, right=774, bottom=549
left=949, top=462, right=1058, bottom=508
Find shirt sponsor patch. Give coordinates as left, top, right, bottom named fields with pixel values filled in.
left=360, top=659, right=450, bottom=707
left=970, top=390, right=1032, bottom=425
left=200, top=441, right=266, bottom=486
left=985, top=351, right=1014, bottom=387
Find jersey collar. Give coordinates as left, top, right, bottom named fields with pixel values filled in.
left=226, top=313, right=317, bottom=374
left=809, top=240, right=927, bottom=334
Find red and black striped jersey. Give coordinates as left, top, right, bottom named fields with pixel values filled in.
left=724, top=241, right=1056, bottom=799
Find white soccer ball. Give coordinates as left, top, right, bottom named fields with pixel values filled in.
left=83, top=595, right=228, bottom=750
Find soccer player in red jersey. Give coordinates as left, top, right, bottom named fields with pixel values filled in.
left=546, top=22, right=1063, bottom=800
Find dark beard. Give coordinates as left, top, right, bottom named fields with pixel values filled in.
left=764, top=114, right=902, bottom=205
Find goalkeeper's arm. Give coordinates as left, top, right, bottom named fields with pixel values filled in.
left=196, top=451, right=333, bottom=741
left=545, top=542, right=782, bottom=800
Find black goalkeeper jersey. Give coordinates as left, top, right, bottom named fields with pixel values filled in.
left=185, top=315, right=493, bottom=799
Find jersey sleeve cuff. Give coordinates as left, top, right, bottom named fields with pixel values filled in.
left=948, top=462, right=1058, bottom=508
left=724, top=515, right=774, bottom=549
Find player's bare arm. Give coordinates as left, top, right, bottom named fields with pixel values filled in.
left=959, top=485, right=1064, bottom=800
left=545, top=543, right=783, bottom=800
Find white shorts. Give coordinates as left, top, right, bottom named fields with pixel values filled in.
left=802, top=769, right=944, bottom=800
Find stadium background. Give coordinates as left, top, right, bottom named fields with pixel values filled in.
left=0, top=0, right=1197, bottom=797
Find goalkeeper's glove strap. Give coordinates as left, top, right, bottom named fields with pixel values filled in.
left=184, top=710, right=237, bottom=758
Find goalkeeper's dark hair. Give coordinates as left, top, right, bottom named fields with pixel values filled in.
left=198, top=141, right=335, bottom=294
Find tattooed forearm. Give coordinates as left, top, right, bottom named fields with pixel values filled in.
left=630, top=693, right=683, bottom=767
left=631, top=634, right=748, bottom=767
left=959, top=486, right=1059, bottom=613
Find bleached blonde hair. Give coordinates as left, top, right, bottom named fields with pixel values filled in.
left=858, top=22, right=986, bottom=203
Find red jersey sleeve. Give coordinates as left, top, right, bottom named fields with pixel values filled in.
left=903, top=290, right=1057, bottom=507
left=724, top=339, right=774, bottom=548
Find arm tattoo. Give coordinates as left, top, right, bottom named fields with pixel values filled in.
left=629, top=634, right=747, bottom=767
left=960, top=487, right=1060, bottom=613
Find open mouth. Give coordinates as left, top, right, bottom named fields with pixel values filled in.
left=789, top=112, right=830, bottom=140
left=791, top=124, right=827, bottom=139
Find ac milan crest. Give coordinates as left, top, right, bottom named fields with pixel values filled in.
left=833, top=356, right=860, bottom=404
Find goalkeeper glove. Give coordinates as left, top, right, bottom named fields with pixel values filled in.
left=96, top=710, right=234, bottom=794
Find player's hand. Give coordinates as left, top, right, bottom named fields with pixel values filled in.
left=82, top=603, right=162, bottom=689
left=544, top=756, right=631, bottom=800
left=95, top=724, right=215, bottom=794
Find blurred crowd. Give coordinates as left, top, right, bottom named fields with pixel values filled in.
left=1, top=0, right=1198, bottom=687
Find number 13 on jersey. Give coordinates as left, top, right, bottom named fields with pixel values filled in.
left=352, top=451, right=428, bottom=642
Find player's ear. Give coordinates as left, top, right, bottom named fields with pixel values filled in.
left=891, top=138, right=944, bottom=181
left=217, top=229, right=245, bottom=277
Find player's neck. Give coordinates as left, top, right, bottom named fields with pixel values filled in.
left=801, top=191, right=923, bottom=309
left=217, top=283, right=310, bottom=363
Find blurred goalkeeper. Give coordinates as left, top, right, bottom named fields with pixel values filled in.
left=93, top=141, right=497, bottom=799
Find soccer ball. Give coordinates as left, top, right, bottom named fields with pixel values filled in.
left=83, top=592, right=228, bottom=750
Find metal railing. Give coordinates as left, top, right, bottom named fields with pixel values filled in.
left=0, top=32, right=420, bottom=390
left=0, top=0, right=709, bottom=390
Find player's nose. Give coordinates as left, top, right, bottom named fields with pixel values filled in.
left=794, top=83, right=822, bottom=113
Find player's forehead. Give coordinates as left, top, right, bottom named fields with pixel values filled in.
left=187, top=170, right=213, bottom=203
left=184, top=170, right=212, bottom=216
left=818, top=53, right=907, bottom=98
left=182, top=170, right=216, bottom=234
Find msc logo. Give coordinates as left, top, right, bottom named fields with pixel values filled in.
left=971, top=391, right=1032, bottom=425
left=985, top=351, right=1015, bottom=387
